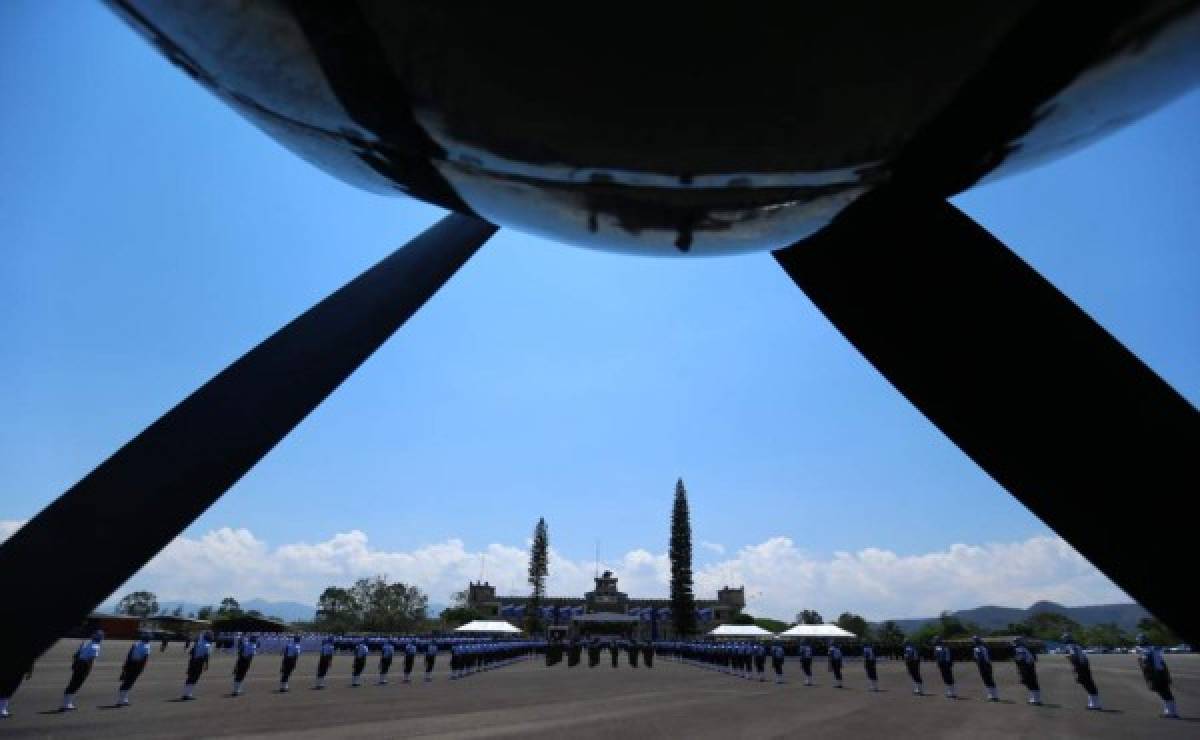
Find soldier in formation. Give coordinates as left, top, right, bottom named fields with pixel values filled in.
left=423, top=640, right=439, bottom=682
left=231, top=634, right=256, bottom=696
left=375, top=639, right=393, bottom=686
left=753, top=642, right=768, bottom=682
left=862, top=642, right=879, bottom=692
left=350, top=638, right=369, bottom=687
left=1012, top=637, right=1041, bottom=705
left=770, top=641, right=786, bottom=684
left=280, top=634, right=301, bottom=692
left=314, top=636, right=335, bottom=689
left=402, top=640, right=417, bottom=683
left=972, top=636, right=999, bottom=702
left=61, top=630, right=104, bottom=711
left=180, top=631, right=213, bottom=700
left=1062, top=633, right=1101, bottom=710
left=798, top=640, right=815, bottom=686
left=1136, top=633, right=1180, bottom=719
left=827, top=640, right=845, bottom=689
left=116, top=632, right=152, bottom=707
left=903, top=641, right=924, bottom=695
left=934, top=637, right=956, bottom=699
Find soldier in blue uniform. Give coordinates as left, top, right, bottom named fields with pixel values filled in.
left=61, top=630, right=104, bottom=710
left=423, top=640, right=438, bottom=682
left=116, top=631, right=152, bottom=707
left=972, top=636, right=999, bottom=701
left=862, top=642, right=879, bottom=692
left=827, top=641, right=844, bottom=688
left=798, top=640, right=815, bottom=686
left=627, top=639, right=640, bottom=668
left=231, top=634, right=257, bottom=696
left=1062, top=633, right=1101, bottom=710
left=1011, top=637, right=1041, bottom=705
left=403, top=640, right=418, bottom=683
left=181, top=631, right=212, bottom=700
left=753, top=642, right=768, bottom=682
left=314, top=636, right=335, bottom=689
left=933, top=637, right=956, bottom=699
left=376, top=639, right=393, bottom=685
left=1136, top=633, right=1179, bottom=718
left=280, top=634, right=301, bottom=692
left=608, top=639, right=619, bottom=669
left=770, top=641, right=786, bottom=684
left=903, top=642, right=924, bottom=695
left=351, top=638, right=369, bottom=687
left=587, top=639, right=601, bottom=668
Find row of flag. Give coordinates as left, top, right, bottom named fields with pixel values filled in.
left=497, top=604, right=715, bottom=622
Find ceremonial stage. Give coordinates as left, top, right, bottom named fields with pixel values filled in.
left=3, top=641, right=1196, bottom=738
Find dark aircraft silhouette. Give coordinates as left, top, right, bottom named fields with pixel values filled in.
left=1, top=2, right=1198, bottom=690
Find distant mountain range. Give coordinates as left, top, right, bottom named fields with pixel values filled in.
left=880, top=601, right=1150, bottom=634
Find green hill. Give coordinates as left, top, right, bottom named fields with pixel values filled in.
left=882, top=601, right=1149, bottom=635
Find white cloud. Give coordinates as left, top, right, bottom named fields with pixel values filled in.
left=0, top=520, right=22, bottom=542
left=1, top=519, right=1127, bottom=621
left=700, top=541, right=726, bottom=556
left=692, top=535, right=1128, bottom=621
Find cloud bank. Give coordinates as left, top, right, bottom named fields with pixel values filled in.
left=0, top=520, right=1127, bottom=621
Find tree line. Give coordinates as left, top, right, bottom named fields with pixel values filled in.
left=114, top=591, right=286, bottom=623
left=777, top=607, right=1182, bottom=649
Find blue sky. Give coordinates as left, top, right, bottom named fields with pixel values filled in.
left=1, top=3, right=1196, bottom=618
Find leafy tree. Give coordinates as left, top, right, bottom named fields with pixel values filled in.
left=937, top=611, right=974, bottom=638
left=876, top=621, right=906, bottom=654
left=527, top=517, right=549, bottom=633
left=909, top=622, right=940, bottom=647
left=1005, top=622, right=1034, bottom=637
left=836, top=612, right=871, bottom=641
left=246, top=609, right=264, bottom=618
left=1084, top=622, right=1131, bottom=648
left=351, top=575, right=428, bottom=632
left=1023, top=612, right=1081, bottom=641
left=669, top=478, right=697, bottom=637
left=316, top=587, right=359, bottom=632
left=797, top=610, right=824, bottom=625
left=116, top=591, right=159, bottom=618
left=217, top=597, right=242, bottom=618
left=1136, top=617, right=1181, bottom=646
left=196, top=605, right=214, bottom=621
left=732, top=613, right=756, bottom=625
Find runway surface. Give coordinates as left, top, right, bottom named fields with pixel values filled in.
left=2, top=641, right=1196, bottom=738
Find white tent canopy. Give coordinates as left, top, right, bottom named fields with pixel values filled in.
left=707, top=624, right=776, bottom=638
left=454, top=620, right=522, bottom=634
left=779, top=624, right=858, bottom=639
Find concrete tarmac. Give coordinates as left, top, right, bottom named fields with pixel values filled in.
left=2, top=641, right=1196, bottom=738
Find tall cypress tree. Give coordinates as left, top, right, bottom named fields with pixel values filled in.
left=527, top=517, right=549, bottom=632
left=669, top=478, right=697, bottom=637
